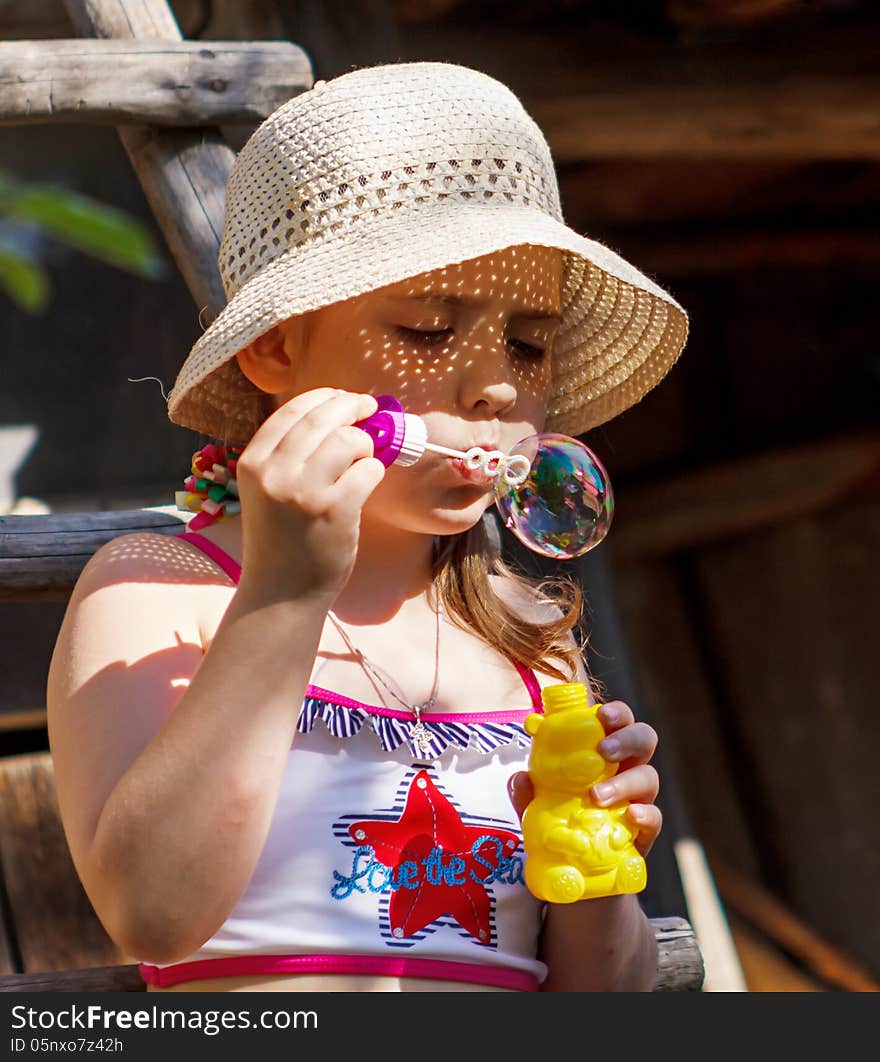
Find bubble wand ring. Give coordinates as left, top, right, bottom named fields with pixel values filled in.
left=420, top=441, right=531, bottom=487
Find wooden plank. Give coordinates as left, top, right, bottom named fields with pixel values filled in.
left=558, top=159, right=880, bottom=231
left=0, top=39, right=311, bottom=126
left=0, top=752, right=127, bottom=972
left=674, top=838, right=747, bottom=991
left=692, top=500, right=880, bottom=983
left=0, top=918, right=702, bottom=992
left=61, top=0, right=283, bottom=318
left=711, top=856, right=880, bottom=992
left=609, top=430, right=880, bottom=562
left=607, top=224, right=880, bottom=277
left=612, top=559, right=760, bottom=877
left=0, top=507, right=188, bottom=600
left=728, top=914, right=826, bottom=993
left=0, top=710, right=47, bottom=733
left=0, top=965, right=146, bottom=992
left=651, top=916, right=704, bottom=991
left=398, top=19, right=880, bottom=159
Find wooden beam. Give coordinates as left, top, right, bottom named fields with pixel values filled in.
left=0, top=39, right=311, bottom=126
left=0, top=507, right=187, bottom=600
left=4, top=430, right=879, bottom=596
left=710, top=856, right=880, bottom=992
left=0, top=753, right=127, bottom=974
left=599, top=223, right=880, bottom=276
left=61, top=0, right=297, bottom=319
left=609, top=430, right=880, bottom=561
left=0, top=710, right=47, bottom=733
left=398, top=19, right=880, bottom=159
left=0, top=964, right=147, bottom=992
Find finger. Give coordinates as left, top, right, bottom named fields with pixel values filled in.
left=329, top=456, right=387, bottom=517
left=628, top=804, right=663, bottom=857
left=598, top=721, right=658, bottom=767
left=240, top=387, right=342, bottom=467
left=306, top=425, right=377, bottom=485
left=590, top=763, right=659, bottom=808
left=271, top=391, right=379, bottom=466
left=506, top=771, right=534, bottom=824
left=597, top=700, right=635, bottom=734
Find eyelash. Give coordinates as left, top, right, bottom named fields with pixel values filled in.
left=394, top=326, right=546, bottom=359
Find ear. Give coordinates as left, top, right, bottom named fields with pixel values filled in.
left=235, top=316, right=309, bottom=394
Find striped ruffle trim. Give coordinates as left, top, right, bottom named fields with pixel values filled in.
left=297, top=696, right=530, bottom=758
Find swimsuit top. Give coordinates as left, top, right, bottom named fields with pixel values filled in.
left=136, top=531, right=548, bottom=991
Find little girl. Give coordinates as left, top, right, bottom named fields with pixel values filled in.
left=47, top=61, right=688, bottom=992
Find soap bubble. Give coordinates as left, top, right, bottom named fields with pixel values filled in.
left=493, top=433, right=614, bottom=559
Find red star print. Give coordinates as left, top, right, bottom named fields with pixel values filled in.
left=349, top=770, right=520, bottom=942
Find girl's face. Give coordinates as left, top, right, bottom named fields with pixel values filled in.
left=258, top=244, right=563, bottom=537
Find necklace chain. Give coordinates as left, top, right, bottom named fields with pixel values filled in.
left=326, top=594, right=442, bottom=757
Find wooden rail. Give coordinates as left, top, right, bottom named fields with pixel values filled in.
left=0, top=507, right=186, bottom=600
left=4, top=429, right=878, bottom=599
left=0, top=39, right=311, bottom=125
left=0, top=916, right=704, bottom=991
left=609, top=429, right=880, bottom=562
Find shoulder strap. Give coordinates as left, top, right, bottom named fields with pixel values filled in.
left=176, top=531, right=242, bottom=584
left=512, top=660, right=543, bottom=712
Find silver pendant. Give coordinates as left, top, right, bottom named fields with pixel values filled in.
left=410, top=707, right=434, bottom=759
left=411, top=720, right=434, bottom=758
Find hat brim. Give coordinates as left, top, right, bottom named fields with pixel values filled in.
left=168, top=201, right=688, bottom=441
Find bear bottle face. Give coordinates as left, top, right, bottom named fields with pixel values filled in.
left=528, top=709, right=609, bottom=792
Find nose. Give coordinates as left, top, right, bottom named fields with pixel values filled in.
left=455, top=331, right=518, bottom=418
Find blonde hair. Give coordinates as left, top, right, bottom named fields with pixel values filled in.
left=217, top=352, right=588, bottom=683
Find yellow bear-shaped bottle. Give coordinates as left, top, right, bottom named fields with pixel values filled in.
left=522, top=682, right=647, bottom=904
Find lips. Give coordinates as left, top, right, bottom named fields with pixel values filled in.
left=450, top=458, right=495, bottom=486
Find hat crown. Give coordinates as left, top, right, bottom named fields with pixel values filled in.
left=219, top=62, right=564, bottom=299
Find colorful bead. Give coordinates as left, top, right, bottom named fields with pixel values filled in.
left=175, top=441, right=243, bottom=529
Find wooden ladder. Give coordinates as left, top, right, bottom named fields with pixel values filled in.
left=0, top=0, right=704, bottom=992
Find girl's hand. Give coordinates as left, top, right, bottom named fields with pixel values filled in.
left=235, top=388, right=386, bottom=603
left=507, top=699, right=662, bottom=858
left=592, top=700, right=661, bottom=857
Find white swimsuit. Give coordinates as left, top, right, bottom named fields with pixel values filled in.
left=136, top=532, right=547, bottom=991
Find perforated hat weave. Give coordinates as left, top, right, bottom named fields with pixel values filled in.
left=167, top=61, right=689, bottom=442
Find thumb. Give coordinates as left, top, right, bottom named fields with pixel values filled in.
left=507, top=771, right=534, bottom=824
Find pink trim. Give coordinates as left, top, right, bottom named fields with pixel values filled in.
left=176, top=531, right=242, bottom=584
left=139, top=953, right=538, bottom=991
left=174, top=530, right=542, bottom=712
left=306, top=684, right=532, bottom=724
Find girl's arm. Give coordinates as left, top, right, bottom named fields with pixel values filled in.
left=540, top=651, right=662, bottom=990
left=48, top=533, right=331, bottom=965
left=538, top=893, right=658, bottom=992
left=502, top=580, right=662, bottom=990
left=48, top=388, right=384, bottom=966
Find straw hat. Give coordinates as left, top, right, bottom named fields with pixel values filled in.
left=167, top=61, right=688, bottom=442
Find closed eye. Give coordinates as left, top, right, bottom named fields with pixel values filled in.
left=394, top=326, right=546, bottom=359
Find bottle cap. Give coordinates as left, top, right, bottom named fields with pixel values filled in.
left=355, top=395, right=427, bottom=468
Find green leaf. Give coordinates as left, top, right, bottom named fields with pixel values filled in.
left=0, top=247, right=49, bottom=313
left=4, top=183, right=162, bottom=278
